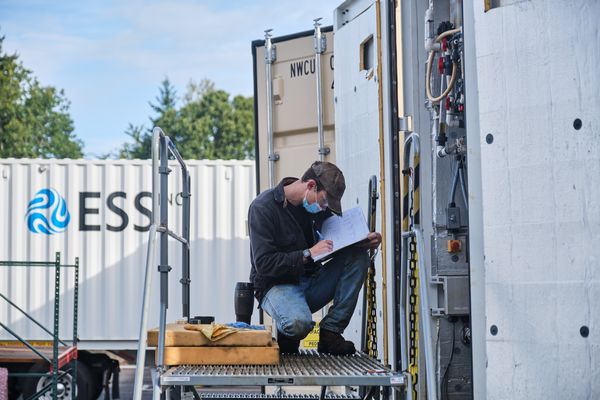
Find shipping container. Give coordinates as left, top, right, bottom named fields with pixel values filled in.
left=252, top=26, right=336, bottom=193
left=0, top=159, right=256, bottom=350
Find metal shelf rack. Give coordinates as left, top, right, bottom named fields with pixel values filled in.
left=0, top=252, right=79, bottom=400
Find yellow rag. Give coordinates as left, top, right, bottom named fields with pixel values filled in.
left=198, top=323, right=239, bottom=341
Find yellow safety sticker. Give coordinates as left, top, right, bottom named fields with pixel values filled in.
left=302, top=321, right=320, bottom=349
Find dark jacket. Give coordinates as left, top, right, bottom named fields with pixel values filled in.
left=248, top=178, right=331, bottom=303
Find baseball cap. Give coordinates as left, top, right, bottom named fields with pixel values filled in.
left=310, top=161, right=346, bottom=214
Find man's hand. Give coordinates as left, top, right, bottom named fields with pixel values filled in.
left=359, top=232, right=382, bottom=249
left=310, top=240, right=334, bottom=257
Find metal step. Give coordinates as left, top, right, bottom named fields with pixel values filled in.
left=161, top=351, right=406, bottom=387
left=194, top=393, right=360, bottom=400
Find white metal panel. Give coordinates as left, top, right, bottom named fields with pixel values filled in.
left=334, top=1, right=381, bottom=347
left=334, top=1, right=393, bottom=359
left=470, top=1, right=600, bottom=398
left=334, top=1, right=399, bottom=367
left=0, top=159, right=256, bottom=349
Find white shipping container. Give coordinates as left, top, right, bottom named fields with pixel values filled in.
left=0, top=159, right=256, bottom=349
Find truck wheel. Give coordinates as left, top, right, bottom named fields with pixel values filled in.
left=77, top=352, right=111, bottom=399
left=20, top=360, right=95, bottom=399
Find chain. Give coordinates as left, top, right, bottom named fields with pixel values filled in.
left=407, top=166, right=420, bottom=399
left=366, top=249, right=378, bottom=358
left=408, top=236, right=419, bottom=398
left=365, top=176, right=379, bottom=359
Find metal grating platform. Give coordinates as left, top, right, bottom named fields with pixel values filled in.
left=161, top=351, right=406, bottom=387
left=194, top=393, right=360, bottom=400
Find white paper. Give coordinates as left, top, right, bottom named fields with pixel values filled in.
left=313, top=206, right=370, bottom=261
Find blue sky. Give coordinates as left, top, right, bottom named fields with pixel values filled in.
left=1, top=0, right=334, bottom=158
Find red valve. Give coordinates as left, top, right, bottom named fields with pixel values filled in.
left=438, top=57, right=444, bottom=74
left=447, top=240, right=462, bottom=253
left=458, top=104, right=464, bottom=113
left=442, top=37, right=448, bottom=52
left=445, top=96, right=451, bottom=110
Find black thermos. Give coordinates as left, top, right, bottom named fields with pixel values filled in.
left=234, top=282, right=254, bottom=324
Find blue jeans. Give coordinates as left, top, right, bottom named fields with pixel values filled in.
left=260, top=246, right=369, bottom=340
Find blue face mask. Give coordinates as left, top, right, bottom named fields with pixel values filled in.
left=302, top=189, right=323, bottom=214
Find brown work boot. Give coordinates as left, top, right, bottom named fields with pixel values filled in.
left=317, top=328, right=356, bottom=355
left=277, top=331, right=300, bottom=354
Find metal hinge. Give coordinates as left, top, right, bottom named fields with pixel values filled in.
left=318, top=147, right=331, bottom=156
left=398, top=115, right=413, bottom=132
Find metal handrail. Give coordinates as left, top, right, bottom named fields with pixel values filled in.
left=133, top=127, right=191, bottom=400
left=158, top=130, right=192, bottom=320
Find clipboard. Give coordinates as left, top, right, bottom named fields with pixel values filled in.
left=312, top=206, right=370, bottom=262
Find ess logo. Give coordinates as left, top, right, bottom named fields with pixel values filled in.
left=26, top=188, right=71, bottom=235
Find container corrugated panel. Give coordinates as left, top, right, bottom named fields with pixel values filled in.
left=0, top=159, right=256, bottom=349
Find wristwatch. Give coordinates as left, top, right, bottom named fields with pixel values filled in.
left=302, top=248, right=312, bottom=262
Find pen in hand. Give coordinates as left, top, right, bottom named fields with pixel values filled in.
left=316, top=229, right=325, bottom=241
left=311, top=230, right=333, bottom=258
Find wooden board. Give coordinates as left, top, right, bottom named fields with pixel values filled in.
left=147, top=323, right=273, bottom=347
left=159, top=344, right=280, bottom=365
left=0, top=346, right=66, bottom=363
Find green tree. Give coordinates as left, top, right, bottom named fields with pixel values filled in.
left=119, top=78, right=178, bottom=159
left=150, top=78, right=179, bottom=140
left=120, top=78, right=254, bottom=160
left=0, top=36, right=82, bottom=158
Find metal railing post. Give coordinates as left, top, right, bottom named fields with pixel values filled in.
left=181, top=172, right=191, bottom=320
left=157, top=135, right=170, bottom=371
